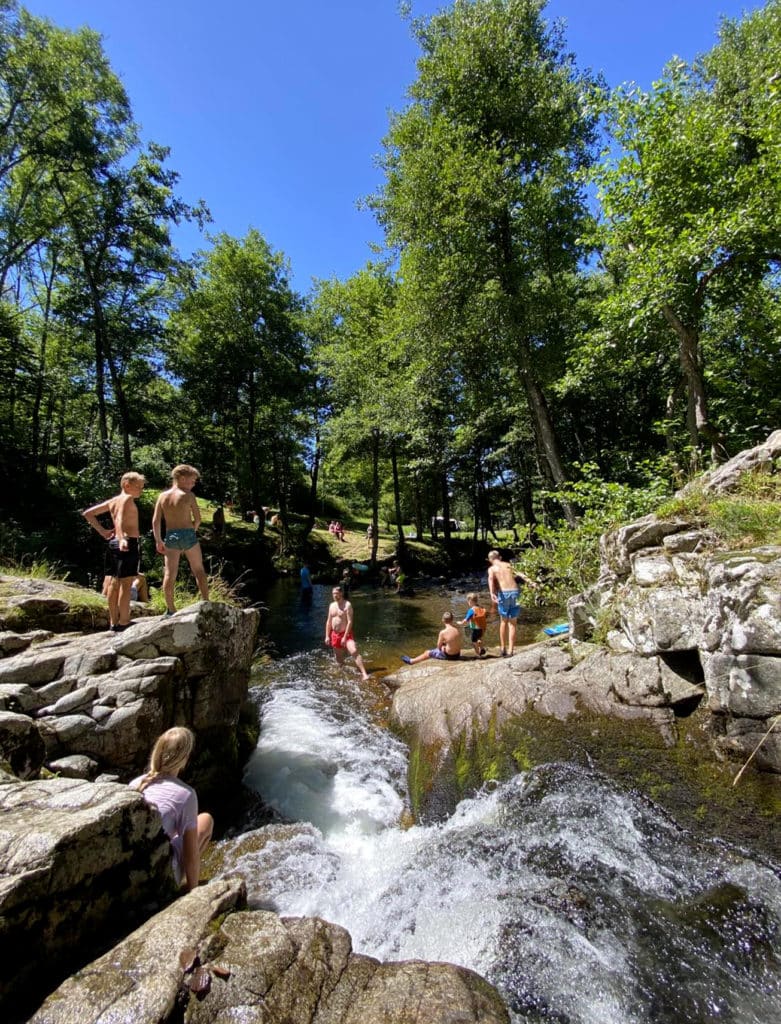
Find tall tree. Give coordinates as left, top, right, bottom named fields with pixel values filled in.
left=591, top=0, right=781, bottom=464
left=371, top=0, right=599, bottom=524
left=168, top=230, right=307, bottom=524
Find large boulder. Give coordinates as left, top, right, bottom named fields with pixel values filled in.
left=0, top=602, right=260, bottom=805
left=30, top=878, right=509, bottom=1024
left=566, top=433, right=781, bottom=773
left=0, top=574, right=154, bottom=635
left=0, top=775, right=174, bottom=1021
left=389, top=641, right=696, bottom=820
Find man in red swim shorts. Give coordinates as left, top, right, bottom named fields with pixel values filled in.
left=324, top=585, right=370, bottom=681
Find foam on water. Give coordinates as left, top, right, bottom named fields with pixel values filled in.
left=226, top=647, right=781, bottom=1024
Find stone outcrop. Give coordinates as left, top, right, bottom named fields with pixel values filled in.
left=0, top=601, right=260, bottom=803
left=389, top=432, right=781, bottom=818
left=30, top=877, right=509, bottom=1024
left=0, top=774, right=174, bottom=1021
left=568, top=433, right=781, bottom=774
left=0, top=573, right=158, bottom=635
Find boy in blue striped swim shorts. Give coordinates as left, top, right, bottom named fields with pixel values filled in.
left=487, top=549, right=537, bottom=657
left=153, top=465, right=210, bottom=615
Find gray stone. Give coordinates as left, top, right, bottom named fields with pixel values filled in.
left=679, top=429, right=781, bottom=497
left=0, top=709, right=45, bottom=779
left=47, top=754, right=100, bottom=780
left=29, top=879, right=509, bottom=1024
left=46, top=683, right=99, bottom=716
left=0, top=602, right=259, bottom=800
left=0, top=776, right=175, bottom=1019
left=703, top=651, right=781, bottom=717
left=0, top=681, right=41, bottom=713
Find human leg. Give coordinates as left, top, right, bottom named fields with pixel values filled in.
left=184, top=543, right=210, bottom=602
left=506, top=617, right=517, bottom=656
left=117, top=577, right=133, bottom=626
left=197, top=811, right=214, bottom=853
left=162, top=549, right=182, bottom=614
left=346, top=637, right=370, bottom=680
left=106, top=576, right=120, bottom=627
left=498, top=617, right=508, bottom=654
left=402, top=648, right=438, bottom=665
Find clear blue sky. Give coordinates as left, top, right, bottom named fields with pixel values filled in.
left=25, top=0, right=765, bottom=292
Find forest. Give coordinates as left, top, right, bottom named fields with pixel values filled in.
left=1, top=0, right=779, bottom=588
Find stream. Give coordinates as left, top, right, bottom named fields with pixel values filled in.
left=216, top=579, right=781, bottom=1024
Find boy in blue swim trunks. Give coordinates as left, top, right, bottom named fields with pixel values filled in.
left=153, top=464, right=210, bottom=615
left=487, top=550, right=537, bottom=657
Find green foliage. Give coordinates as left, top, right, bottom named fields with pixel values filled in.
left=516, top=463, right=671, bottom=603
left=658, top=470, right=781, bottom=548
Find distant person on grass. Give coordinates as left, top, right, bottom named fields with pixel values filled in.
left=83, top=471, right=146, bottom=633
left=487, top=549, right=537, bottom=657
left=153, top=464, right=210, bottom=616
left=130, top=726, right=213, bottom=892
left=324, top=585, right=370, bottom=680
left=401, top=611, right=462, bottom=664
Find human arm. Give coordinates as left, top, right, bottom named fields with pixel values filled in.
left=152, top=495, right=166, bottom=553
left=488, top=568, right=499, bottom=603
left=181, top=826, right=200, bottom=891
left=82, top=499, right=114, bottom=541
left=189, top=493, right=202, bottom=530
left=324, top=604, right=333, bottom=643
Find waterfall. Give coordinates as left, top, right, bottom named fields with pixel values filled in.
left=221, top=638, right=781, bottom=1024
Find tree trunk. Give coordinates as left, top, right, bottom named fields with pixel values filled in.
left=370, top=428, right=380, bottom=566
left=441, top=473, right=452, bottom=543
left=661, top=304, right=728, bottom=465
left=390, top=438, right=406, bottom=555
left=412, top=473, right=424, bottom=542
left=303, top=430, right=321, bottom=540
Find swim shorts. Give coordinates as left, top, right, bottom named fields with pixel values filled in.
left=429, top=649, right=461, bottom=660
left=164, top=528, right=198, bottom=551
left=497, top=589, right=520, bottom=619
left=330, top=630, right=354, bottom=649
left=107, top=537, right=139, bottom=579
left=469, top=628, right=484, bottom=642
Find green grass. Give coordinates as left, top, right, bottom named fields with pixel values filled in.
left=656, top=470, right=781, bottom=548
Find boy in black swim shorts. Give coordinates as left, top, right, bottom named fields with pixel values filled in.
left=83, top=472, right=146, bottom=631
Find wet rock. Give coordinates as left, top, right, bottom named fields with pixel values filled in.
left=0, top=776, right=175, bottom=1020
left=0, top=708, right=45, bottom=778
left=29, top=878, right=510, bottom=1024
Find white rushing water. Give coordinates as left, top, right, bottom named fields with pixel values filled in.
left=226, top=648, right=781, bottom=1024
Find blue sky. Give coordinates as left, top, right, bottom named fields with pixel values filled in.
left=25, top=0, right=765, bottom=292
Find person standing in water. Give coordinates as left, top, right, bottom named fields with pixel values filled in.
left=324, top=585, right=370, bottom=680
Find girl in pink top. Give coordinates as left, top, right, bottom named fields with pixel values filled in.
left=130, top=727, right=213, bottom=891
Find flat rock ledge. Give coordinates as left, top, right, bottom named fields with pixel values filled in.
left=0, top=601, right=259, bottom=803
left=389, top=433, right=781, bottom=818
left=30, top=877, right=509, bottom=1024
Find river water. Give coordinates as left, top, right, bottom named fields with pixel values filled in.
left=217, top=579, right=781, bottom=1024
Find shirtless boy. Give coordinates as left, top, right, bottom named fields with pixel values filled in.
left=153, top=464, right=209, bottom=615
left=487, top=549, right=537, bottom=657
left=83, top=471, right=146, bottom=632
left=401, top=611, right=462, bottom=665
left=324, top=585, right=370, bottom=680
